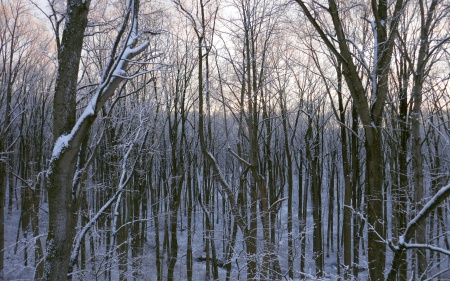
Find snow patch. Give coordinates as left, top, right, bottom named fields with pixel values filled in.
left=51, top=97, right=97, bottom=160
left=398, top=235, right=405, bottom=246
left=51, top=134, right=71, bottom=160
left=113, top=69, right=126, bottom=77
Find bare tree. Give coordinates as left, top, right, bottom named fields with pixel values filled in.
left=43, top=0, right=150, bottom=279
left=293, top=0, right=404, bottom=278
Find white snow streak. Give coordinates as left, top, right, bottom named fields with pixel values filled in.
left=51, top=96, right=98, bottom=160
left=404, top=183, right=450, bottom=237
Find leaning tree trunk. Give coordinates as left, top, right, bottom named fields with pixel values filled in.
left=44, top=0, right=148, bottom=279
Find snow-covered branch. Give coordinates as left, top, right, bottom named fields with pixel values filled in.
left=112, top=67, right=159, bottom=80
left=401, top=183, right=450, bottom=243
left=203, top=150, right=246, bottom=231
left=402, top=243, right=450, bottom=256
left=51, top=99, right=96, bottom=161
left=227, top=146, right=251, bottom=166
left=387, top=182, right=450, bottom=280
left=49, top=0, right=151, bottom=179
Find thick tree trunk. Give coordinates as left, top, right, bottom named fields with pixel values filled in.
left=411, top=70, right=427, bottom=281
left=45, top=161, right=80, bottom=280
left=365, top=131, right=386, bottom=281
left=43, top=0, right=147, bottom=278
left=43, top=1, right=90, bottom=280
left=225, top=215, right=238, bottom=281
left=332, top=64, right=353, bottom=279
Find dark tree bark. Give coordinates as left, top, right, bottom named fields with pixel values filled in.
left=44, top=2, right=91, bottom=279
left=306, top=114, right=324, bottom=277
left=391, top=42, right=410, bottom=280
left=336, top=64, right=353, bottom=279
left=280, top=85, right=294, bottom=280
left=351, top=105, right=363, bottom=279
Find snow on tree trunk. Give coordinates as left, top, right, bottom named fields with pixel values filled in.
left=43, top=0, right=149, bottom=279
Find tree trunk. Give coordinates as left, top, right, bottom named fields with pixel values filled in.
left=0, top=140, right=5, bottom=278
left=298, top=150, right=307, bottom=275
left=312, top=145, right=324, bottom=277
left=117, top=199, right=129, bottom=281
left=410, top=1, right=440, bottom=277
left=167, top=187, right=180, bottom=281
left=306, top=117, right=324, bottom=277
left=393, top=48, right=409, bottom=280
left=351, top=106, right=362, bottom=279
left=327, top=157, right=334, bottom=258
left=365, top=132, right=386, bottom=281
left=281, top=91, right=294, bottom=280
left=150, top=167, right=162, bottom=281
left=43, top=1, right=90, bottom=280
left=45, top=161, right=80, bottom=281
left=131, top=174, right=143, bottom=280
left=186, top=164, right=193, bottom=281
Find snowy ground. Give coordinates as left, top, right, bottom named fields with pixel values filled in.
left=5, top=185, right=450, bottom=280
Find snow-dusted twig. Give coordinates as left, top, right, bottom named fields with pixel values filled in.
left=424, top=266, right=450, bottom=281
left=227, top=146, right=251, bottom=166
left=402, top=183, right=450, bottom=242
left=402, top=242, right=450, bottom=256
left=112, top=67, right=161, bottom=80
left=203, top=150, right=246, bottom=230
left=346, top=37, right=370, bottom=73
left=269, top=197, right=288, bottom=212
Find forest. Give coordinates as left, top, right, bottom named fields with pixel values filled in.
left=0, top=0, right=450, bottom=280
